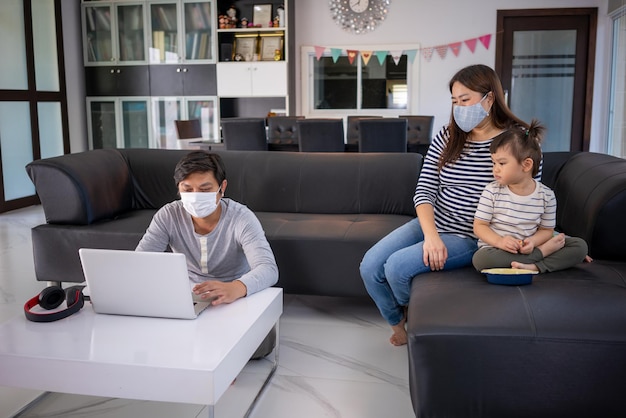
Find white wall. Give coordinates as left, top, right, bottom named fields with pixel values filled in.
left=294, top=0, right=611, bottom=151
left=62, top=0, right=87, bottom=153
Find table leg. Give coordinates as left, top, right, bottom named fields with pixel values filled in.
left=243, top=321, right=280, bottom=418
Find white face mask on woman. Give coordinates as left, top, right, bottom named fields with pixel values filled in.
left=453, top=93, right=490, bottom=133
left=180, top=187, right=221, bottom=218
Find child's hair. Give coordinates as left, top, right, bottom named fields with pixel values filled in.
left=489, top=119, right=545, bottom=177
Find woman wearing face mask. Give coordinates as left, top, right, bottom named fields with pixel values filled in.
left=360, top=64, right=530, bottom=346
left=136, top=151, right=278, bottom=306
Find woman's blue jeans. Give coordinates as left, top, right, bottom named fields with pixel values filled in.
left=359, top=218, right=477, bottom=326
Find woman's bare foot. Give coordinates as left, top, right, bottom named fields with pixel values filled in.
left=511, top=261, right=539, bottom=271
left=537, top=233, right=565, bottom=257
left=390, top=317, right=408, bottom=346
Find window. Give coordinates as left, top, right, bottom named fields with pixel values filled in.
left=608, top=7, right=626, bottom=158
left=301, top=45, right=420, bottom=117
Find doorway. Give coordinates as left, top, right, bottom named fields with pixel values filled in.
left=495, top=8, right=597, bottom=152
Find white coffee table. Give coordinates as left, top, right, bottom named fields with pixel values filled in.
left=0, top=287, right=282, bottom=417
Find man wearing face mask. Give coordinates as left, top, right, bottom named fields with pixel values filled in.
left=360, top=64, right=536, bottom=346
left=136, top=151, right=278, bottom=306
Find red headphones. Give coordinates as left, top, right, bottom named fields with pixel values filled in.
left=24, top=285, right=85, bottom=322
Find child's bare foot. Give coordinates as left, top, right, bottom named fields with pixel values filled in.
left=511, top=261, right=539, bottom=272
left=537, top=233, right=565, bottom=257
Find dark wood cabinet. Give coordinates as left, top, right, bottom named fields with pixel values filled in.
left=85, top=66, right=150, bottom=96
left=149, top=64, right=217, bottom=96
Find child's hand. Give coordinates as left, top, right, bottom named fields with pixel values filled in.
left=519, top=239, right=534, bottom=255
left=499, top=236, right=523, bottom=253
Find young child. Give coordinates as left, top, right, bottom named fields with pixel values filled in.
left=472, top=120, right=588, bottom=273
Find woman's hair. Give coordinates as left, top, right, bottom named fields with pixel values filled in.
left=173, top=151, right=226, bottom=186
left=441, top=64, right=528, bottom=170
left=490, top=119, right=545, bottom=177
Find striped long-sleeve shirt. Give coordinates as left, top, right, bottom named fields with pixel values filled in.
left=413, top=126, right=497, bottom=239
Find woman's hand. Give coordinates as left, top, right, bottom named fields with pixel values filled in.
left=423, top=235, right=448, bottom=271
left=193, top=280, right=247, bottom=305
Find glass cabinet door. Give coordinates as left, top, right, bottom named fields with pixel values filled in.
left=186, top=98, right=218, bottom=141
left=121, top=99, right=151, bottom=148
left=88, top=99, right=118, bottom=149
left=152, top=97, right=182, bottom=148
left=149, top=1, right=180, bottom=63
left=117, top=3, right=146, bottom=63
left=84, top=4, right=114, bottom=64
left=183, top=1, right=214, bottom=62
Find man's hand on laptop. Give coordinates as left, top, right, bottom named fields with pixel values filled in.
left=192, top=280, right=247, bottom=305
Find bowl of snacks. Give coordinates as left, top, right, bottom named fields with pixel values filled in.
left=481, top=268, right=538, bottom=285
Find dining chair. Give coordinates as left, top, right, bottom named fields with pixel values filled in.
left=267, top=116, right=304, bottom=144
left=358, top=118, right=408, bottom=153
left=399, top=115, right=434, bottom=155
left=221, top=117, right=268, bottom=151
left=297, top=119, right=345, bottom=152
left=346, top=115, right=382, bottom=144
left=174, top=119, right=203, bottom=149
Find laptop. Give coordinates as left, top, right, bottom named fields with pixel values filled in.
left=79, top=248, right=213, bottom=319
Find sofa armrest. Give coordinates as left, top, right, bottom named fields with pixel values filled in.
left=26, top=149, right=133, bottom=225
left=553, top=152, right=626, bottom=260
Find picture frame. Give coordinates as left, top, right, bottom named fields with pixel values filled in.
left=253, top=4, right=272, bottom=28
left=234, top=34, right=257, bottom=61
left=260, top=34, right=283, bottom=61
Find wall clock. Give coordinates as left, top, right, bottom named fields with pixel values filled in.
left=329, top=0, right=390, bottom=35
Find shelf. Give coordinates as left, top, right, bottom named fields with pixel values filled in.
left=217, top=27, right=285, bottom=33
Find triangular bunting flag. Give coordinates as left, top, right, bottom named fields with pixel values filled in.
left=314, top=46, right=326, bottom=60
left=330, top=48, right=342, bottom=63
left=435, top=45, right=448, bottom=60
left=347, top=50, right=358, bottom=65
left=479, top=34, right=492, bottom=50
left=422, top=47, right=434, bottom=62
left=464, top=38, right=477, bottom=53
left=361, top=50, right=373, bottom=65
left=405, top=49, right=418, bottom=64
left=390, top=50, right=403, bottom=65
left=449, top=42, right=462, bottom=57
left=374, top=50, right=387, bottom=65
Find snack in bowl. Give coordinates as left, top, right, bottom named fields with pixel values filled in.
left=480, top=268, right=538, bottom=285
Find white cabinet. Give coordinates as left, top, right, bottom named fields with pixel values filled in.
left=216, top=61, right=286, bottom=97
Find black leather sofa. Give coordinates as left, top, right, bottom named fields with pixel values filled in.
left=25, top=149, right=422, bottom=297
left=26, top=149, right=626, bottom=417
left=407, top=151, right=626, bottom=418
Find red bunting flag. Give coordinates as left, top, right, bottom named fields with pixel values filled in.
left=464, top=38, right=477, bottom=53
left=479, top=34, right=492, bottom=50
left=449, top=42, right=462, bottom=57
left=347, top=50, right=358, bottom=64
left=314, top=46, right=326, bottom=60
left=435, top=45, right=448, bottom=60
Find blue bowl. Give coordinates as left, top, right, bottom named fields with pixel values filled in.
left=481, top=268, right=538, bottom=285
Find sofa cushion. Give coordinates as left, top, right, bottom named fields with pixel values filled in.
left=257, top=212, right=413, bottom=296
left=215, top=151, right=422, bottom=216
left=31, top=210, right=155, bottom=283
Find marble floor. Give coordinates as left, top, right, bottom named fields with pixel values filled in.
left=0, top=206, right=414, bottom=418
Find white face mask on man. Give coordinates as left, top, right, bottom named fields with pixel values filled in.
left=180, top=187, right=221, bottom=218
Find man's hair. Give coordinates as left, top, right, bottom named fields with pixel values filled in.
left=173, top=151, right=226, bottom=186
left=490, top=119, right=545, bottom=177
